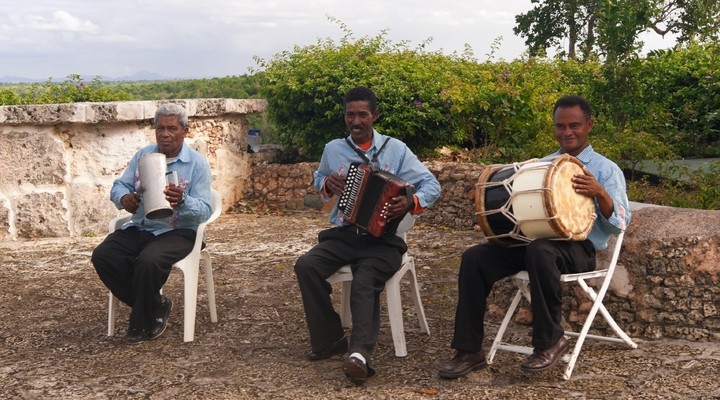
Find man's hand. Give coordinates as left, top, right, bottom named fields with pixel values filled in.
left=572, top=168, right=613, bottom=219
left=325, top=174, right=346, bottom=196
left=571, top=168, right=603, bottom=198
left=164, top=183, right=185, bottom=208
left=121, top=192, right=140, bottom=214
left=385, top=194, right=414, bottom=219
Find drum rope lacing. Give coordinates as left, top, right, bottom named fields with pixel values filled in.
left=475, top=161, right=569, bottom=244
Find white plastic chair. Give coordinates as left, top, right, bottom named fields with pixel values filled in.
left=107, top=189, right=222, bottom=342
left=487, top=231, right=638, bottom=379
left=326, top=214, right=430, bottom=357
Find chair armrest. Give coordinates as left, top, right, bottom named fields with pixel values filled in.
left=109, top=214, right=132, bottom=233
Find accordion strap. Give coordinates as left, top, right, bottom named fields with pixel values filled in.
left=345, top=137, right=392, bottom=168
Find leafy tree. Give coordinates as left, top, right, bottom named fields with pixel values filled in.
left=515, top=0, right=720, bottom=60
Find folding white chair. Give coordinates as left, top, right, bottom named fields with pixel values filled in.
left=326, top=214, right=430, bottom=357
left=107, top=189, right=222, bottom=342
left=487, top=231, right=637, bottom=379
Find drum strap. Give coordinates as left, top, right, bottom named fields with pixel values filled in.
left=345, top=137, right=392, bottom=169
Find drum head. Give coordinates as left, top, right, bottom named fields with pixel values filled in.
left=542, top=154, right=596, bottom=240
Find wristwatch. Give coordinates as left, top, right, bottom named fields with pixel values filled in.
left=176, top=191, right=186, bottom=208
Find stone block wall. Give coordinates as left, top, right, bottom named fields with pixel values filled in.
left=0, top=98, right=267, bottom=240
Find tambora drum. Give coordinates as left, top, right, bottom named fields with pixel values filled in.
left=475, top=154, right=596, bottom=246
left=137, top=153, right=174, bottom=219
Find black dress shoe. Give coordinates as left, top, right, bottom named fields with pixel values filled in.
left=521, top=336, right=569, bottom=372
left=342, top=355, right=375, bottom=385
left=306, top=336, right=348, bottom=361
left=438, top=350, right=488, bottom=379
left=149, top=297, right=173, bottom=340
left=127, top=326, right=148, bottom=344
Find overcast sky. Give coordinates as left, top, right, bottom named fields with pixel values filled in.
left=0, top=0, right=676, bottom=81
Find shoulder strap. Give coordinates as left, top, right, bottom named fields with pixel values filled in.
left=344, top=137, right=393, bottom=168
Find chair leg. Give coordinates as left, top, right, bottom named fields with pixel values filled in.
left=385, top=270, right=408, bottom=357
left=562, top=278, right=639, bottom=380
left=487, top=287, right=524, bottom=363
left=339, top=281, right=352, bottom=328
left=181, top=267, right=200, bottom=342
left=107, top=291, right=117, bottom=337
left=404, top=257, right=430, bottom=335
left=202, top=250, right=218, bottom=323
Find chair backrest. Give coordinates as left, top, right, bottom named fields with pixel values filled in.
left=395, top=213, right=416, bottom=242
left=207, top=189, right=222, bottom=224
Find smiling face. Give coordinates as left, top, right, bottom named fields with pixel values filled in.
left=553, top=105, right=593, bottom=156
left=344, top=100, right=379, bottom=145
left=154, top=115, right=188, bottom=158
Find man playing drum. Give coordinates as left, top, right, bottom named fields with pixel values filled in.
left=92, top=103, right=212, bottom=344
left=438, top=95, right=631, bottom=378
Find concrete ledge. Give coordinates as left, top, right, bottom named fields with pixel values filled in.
left=0, top=98, right=268, bottom=125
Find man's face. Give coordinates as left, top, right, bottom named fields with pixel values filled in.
left=554, top=105, right=593, bottom=157
left=344, top=100, right=379, bottom=144
left=154, top=115, right=187, bottom=158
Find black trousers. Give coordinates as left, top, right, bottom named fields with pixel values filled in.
left=451, top=238, right=596, bottom=352
left=92, top=227, right=196, bottom=331
left=294, top=227, right=406, bottom=363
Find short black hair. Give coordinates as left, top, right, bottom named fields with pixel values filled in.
left=553, top=95, right=593, bottom=120
left=343, top=86, right=378, bottom=111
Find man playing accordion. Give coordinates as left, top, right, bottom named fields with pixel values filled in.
left=294, top=86, right=441, bottom=385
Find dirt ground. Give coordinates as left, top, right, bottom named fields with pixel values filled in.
left=2, top=209, right=720, bottom=399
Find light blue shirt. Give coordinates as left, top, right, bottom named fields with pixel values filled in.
left=314, top=130, right=441, bottom=226
left=550, top=145, right=631, bottom=250
left=111, top=142, right=212, bottom=235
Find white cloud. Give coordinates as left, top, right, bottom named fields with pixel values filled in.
left=17, top=10, right=98, bottom=32
left=0, top=0, right=678, bottom=81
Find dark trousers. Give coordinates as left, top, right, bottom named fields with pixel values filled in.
left=294, top=227, right=406, bottom=363
left=451, top=238, right=596, bottom=351
left=92, top=227, right=196, bottom=330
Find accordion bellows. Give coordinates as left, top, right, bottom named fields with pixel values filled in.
left=337, top=163, right=413, bottom=237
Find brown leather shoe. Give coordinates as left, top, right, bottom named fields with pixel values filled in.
left=521, top=336, right=569, bottom=372
left=306, top=336, right=348, bottom=361
left=438, top=350, right=487, bottom=379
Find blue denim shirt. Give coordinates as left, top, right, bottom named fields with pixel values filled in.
left=550, top=145, right=631, bottom=250
left=314, top=130, right=441, bottom=226
left=110, top=142, right=212, bottom=235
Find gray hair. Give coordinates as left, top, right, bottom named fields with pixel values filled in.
left=154, top=103, right=189, bottom=128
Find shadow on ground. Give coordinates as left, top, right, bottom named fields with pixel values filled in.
left=1, top=210, right=719, bottom=399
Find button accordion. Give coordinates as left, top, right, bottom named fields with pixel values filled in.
left=337, top=163, right=414, bottom=237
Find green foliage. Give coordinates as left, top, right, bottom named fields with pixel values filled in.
left=114, top=75, right=261, bottom=100
left=0, top=74, right=132, bottom=105
left=630, top=161, right=720, bottom=210
left=255, top=25, right=462, bottom=160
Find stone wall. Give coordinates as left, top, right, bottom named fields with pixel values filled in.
left=0, top=98, right=266, bottom=240
left=242, top=155, right=720, bottom=341
left=244, top=153, right=485, bottom=228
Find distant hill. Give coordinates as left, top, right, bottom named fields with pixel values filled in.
left=0, top=70, right=181, bottom=84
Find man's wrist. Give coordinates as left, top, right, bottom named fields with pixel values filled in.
left=176, top=191, right=186, bottom=208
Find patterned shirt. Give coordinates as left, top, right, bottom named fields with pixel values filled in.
left=314, top=130, right=441, bottom=226
left=110, top=142, right=212, bottom=235
left=550, top=145, right=631, bottom=250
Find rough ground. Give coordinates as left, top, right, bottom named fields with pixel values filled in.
left=2, top=209, right=720, bottom=399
